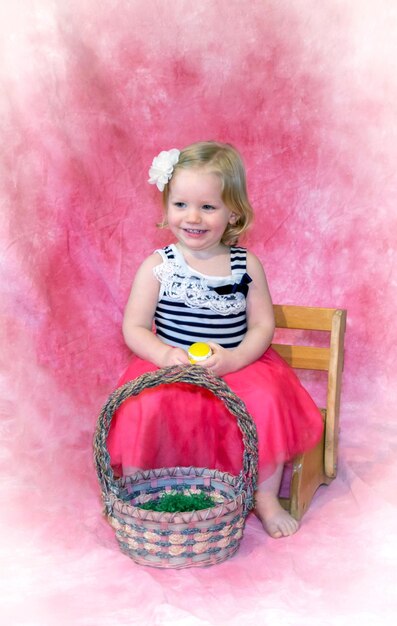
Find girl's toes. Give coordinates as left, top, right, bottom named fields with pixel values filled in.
left=267, top=524, right=283, bottom=539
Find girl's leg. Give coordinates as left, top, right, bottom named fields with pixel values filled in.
left=255, top=463, right=299, bottom=538
left=123, top=465, right=140, bottom=476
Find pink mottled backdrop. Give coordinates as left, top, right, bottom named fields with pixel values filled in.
left=1, top=1, right=396, bottom=624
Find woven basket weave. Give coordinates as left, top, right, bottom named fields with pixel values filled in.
left=93, top=365, right=258, bottom=568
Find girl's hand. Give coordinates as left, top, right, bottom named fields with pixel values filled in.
left=160, top=346, right=190, bottom=368
left=200, top=342, right=236, bottom=377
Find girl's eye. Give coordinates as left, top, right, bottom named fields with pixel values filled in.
left=174, top=202, right=186, bottom=208
left=202, top=205, right=216, bottom=211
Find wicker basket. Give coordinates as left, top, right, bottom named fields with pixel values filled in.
left=93, top=365, right=258, bottom=568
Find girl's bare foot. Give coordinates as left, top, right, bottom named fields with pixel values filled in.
left=255, top=491, right=299, bottom=538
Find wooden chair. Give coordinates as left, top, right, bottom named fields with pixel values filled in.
left=273, top=305, right=347, bottom=520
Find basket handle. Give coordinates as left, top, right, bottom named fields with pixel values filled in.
left=93, top=365, right=258, bottom=513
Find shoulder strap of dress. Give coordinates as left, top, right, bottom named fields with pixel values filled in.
left=230, top=246, right=247, bottom=274
left=154, top=245, right=175, bottom=261
left=153, top=246, right=177, bottom=300
left=163, top=245, right=175, bottom=259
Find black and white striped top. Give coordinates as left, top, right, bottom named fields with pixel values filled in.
left=153, top=244, right=251, bottom=349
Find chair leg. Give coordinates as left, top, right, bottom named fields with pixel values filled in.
left=279, top=424, right=333, bottom=520
left=292, top=432, right=333, bottom=520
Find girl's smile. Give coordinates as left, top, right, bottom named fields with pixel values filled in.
left=183, top=228, right=208, bottom=237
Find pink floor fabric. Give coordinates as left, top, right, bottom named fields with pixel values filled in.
left=1, top=1, right=397, bottom=624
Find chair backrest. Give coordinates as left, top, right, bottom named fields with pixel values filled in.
left=272, top=305, right=347, bottom=478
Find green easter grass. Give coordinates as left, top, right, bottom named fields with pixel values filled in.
left=138, top=490, right=217, bottom=512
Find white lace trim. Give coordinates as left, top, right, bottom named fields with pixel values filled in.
left=153, top=259, right=247, bottom=316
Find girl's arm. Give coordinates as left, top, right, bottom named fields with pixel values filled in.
left=205, top=251, right=275, bottom=376
left=122, top=253, right=190, bottom=367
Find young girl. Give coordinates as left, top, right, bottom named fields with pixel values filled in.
left=107, top=141, right=323, bottom=539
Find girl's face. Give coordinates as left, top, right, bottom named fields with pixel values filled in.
left=166, top=168, right=236, bottom=255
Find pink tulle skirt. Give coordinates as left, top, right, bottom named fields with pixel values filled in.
left=107, top=347, right=323, bottom=483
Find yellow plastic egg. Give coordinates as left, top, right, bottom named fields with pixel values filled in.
left=187, top=342, right=212, bottom=364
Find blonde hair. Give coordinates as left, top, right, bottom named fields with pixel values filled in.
left=161, top=141, right=253, bottom=245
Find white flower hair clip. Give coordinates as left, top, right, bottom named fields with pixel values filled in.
left=148, top=148, right=180, bottom=191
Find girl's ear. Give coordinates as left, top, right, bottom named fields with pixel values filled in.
left=156, top=212, right=168, bottom=229
left=229, top=212, right=238, bottom=224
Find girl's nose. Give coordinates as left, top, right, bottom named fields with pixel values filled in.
left=186, top=207, right=201, bottom=223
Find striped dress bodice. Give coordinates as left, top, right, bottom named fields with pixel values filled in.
left=152, top=244, right=251, bottom=349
